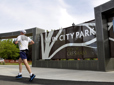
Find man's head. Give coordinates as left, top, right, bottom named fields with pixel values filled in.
left=20, top=30, right=26, bottom=35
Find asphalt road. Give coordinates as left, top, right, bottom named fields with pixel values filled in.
left=0, top=75, right=114, bottom=85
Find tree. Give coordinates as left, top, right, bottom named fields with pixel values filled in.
left=0, top=39, right=19, bottom=60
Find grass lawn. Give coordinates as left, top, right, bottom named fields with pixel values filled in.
left=0, top=62, right=32, bottom=65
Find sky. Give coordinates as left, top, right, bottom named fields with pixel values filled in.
left=0, top=0, right=110, bottom=33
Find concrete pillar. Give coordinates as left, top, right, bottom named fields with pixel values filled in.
left=32, top=28, right=45, bottom=67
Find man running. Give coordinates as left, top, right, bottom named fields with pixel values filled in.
left=15, top=30, right=36, bottom=81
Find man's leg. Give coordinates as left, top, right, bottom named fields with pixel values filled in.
left=23, top=59, right=35, bottom=81
left=16, top=58, right=23, bottom=78
left=23, top=59, right=32, bottom=73
left=19, top=58, right=23, bottom=73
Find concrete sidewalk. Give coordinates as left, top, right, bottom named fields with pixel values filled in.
left=0, top=65, right=114, bottom=82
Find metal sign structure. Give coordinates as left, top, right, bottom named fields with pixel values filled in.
left=40, top=22, right=97, bottom=60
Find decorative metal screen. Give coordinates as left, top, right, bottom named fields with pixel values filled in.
left=40, top=22, right=97, bottom=59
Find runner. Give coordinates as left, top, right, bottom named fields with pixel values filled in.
left=15, top=30, right=36, bottom=82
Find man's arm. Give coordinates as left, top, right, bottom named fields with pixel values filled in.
left=15, top=36, right=20, bottom=44
left=29, top=40, right=34, bottom=45
left=15, top=41, right=18, bottom=44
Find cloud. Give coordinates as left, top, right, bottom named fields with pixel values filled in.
left=90, top=0, right=110, bottom=7
left=62, top=0, right=110, bottom=25
left=0, top=0, right=75, bottom=32
left=0, top=0, right=111, bottom=33
left=60, top=0, right=94, bottom=25
left=0, top=0, right=77, bottom=33
left=58, top=8, right=77, bottom=27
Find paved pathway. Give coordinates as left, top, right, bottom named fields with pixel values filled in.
left=0, top=65, right=114, bottom=85
left=0, top=75, right=114, bottom=85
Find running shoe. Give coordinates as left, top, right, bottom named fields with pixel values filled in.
left=16, top=74, right=22, bottom=78
left=29, top=74, right=36, bottom=82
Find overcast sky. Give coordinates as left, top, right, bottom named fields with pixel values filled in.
left=0, top=0, right=110, bottom=33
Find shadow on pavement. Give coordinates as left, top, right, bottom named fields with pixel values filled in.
left=0, top=75, right=114, bottom=85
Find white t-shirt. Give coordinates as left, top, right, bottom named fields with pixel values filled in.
left=17, top=35, right=32, bottom=50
